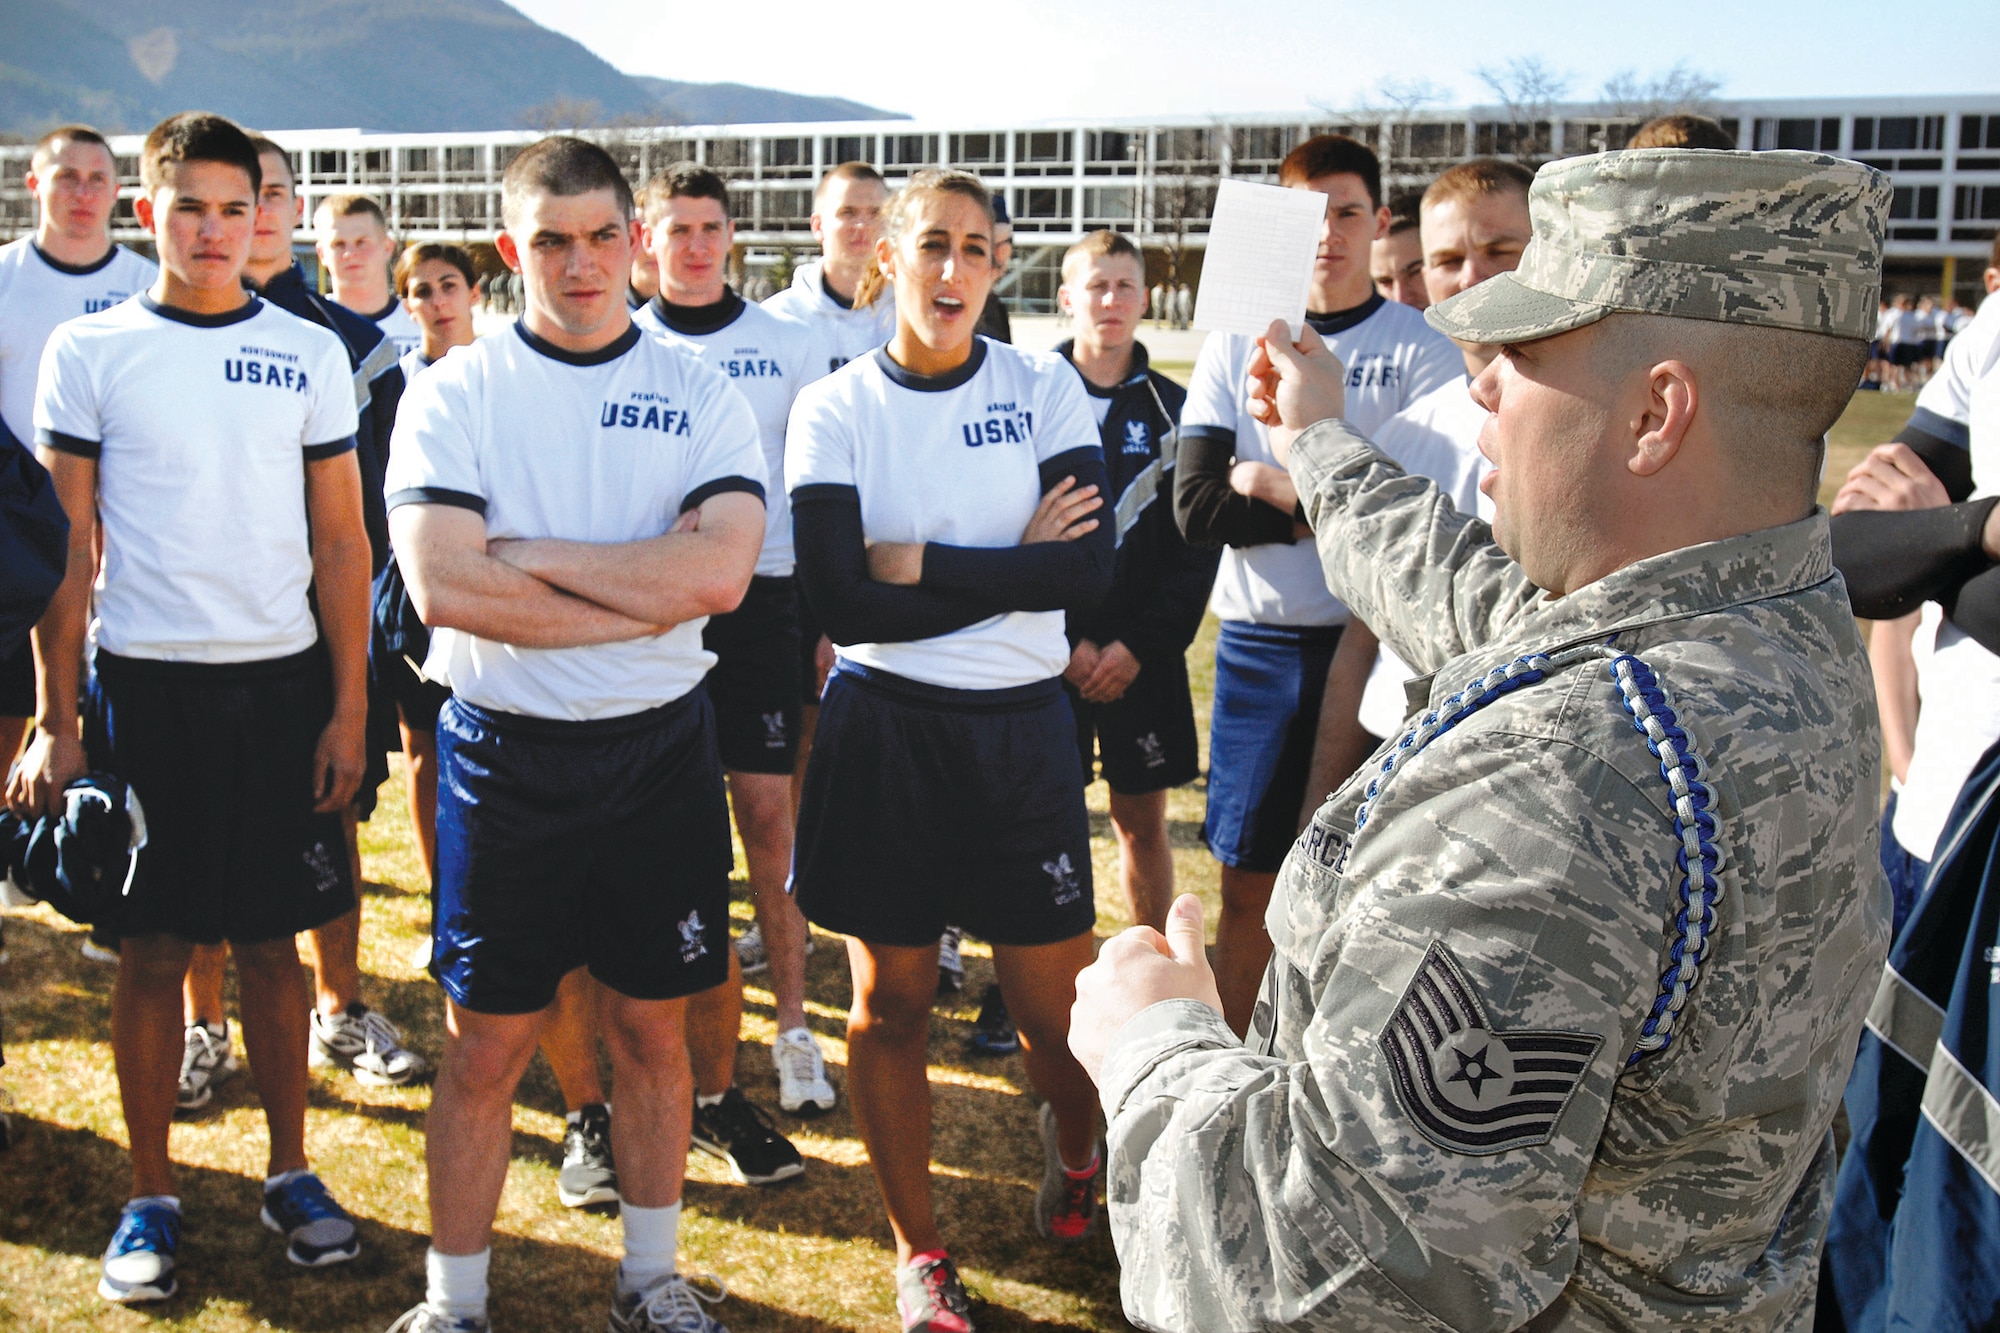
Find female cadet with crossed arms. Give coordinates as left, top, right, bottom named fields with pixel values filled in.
left=784, top=169, right=1113, bottom=1333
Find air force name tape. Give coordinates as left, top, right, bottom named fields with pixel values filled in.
left=1379, top=941, right=1602, bottom=1155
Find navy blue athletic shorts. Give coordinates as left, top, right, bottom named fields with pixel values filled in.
left=793, top=661, right=1095, bottom=948
left=432, top=690, right=733, bottom=1014
left=1204, top=620, right=1343, bottom=874
left=1068, top=651, right=1200, bottom=796
left=701, top=574, right=802, bottom=774
left=84, top=646, right=356, bottom=944
left=0, top=636, right=31, bottom=717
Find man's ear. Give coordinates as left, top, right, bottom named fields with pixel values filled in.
left=875, top=234, right=897, bottom=285
left=1629, top=359, right=1697, bottom=479
left=495, top=230, right=521, bottom=273
left=134, top=194, right=156, bottom=233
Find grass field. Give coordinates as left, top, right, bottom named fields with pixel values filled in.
left=0, top=388, right=1914, bottom=1332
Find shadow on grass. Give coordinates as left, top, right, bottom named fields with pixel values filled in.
left=0, top=1114, right=862, bottom=1333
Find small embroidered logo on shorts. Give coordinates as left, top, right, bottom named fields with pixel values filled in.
left=678, top=910, right=708, bottom=963
left=1043, top=853, right=1081, bottom=906
left=1136, top=732, right=1166, bottom=769
left=1378, top=941, right=1602, bottom=1155
left=303, top=842, right=341, bottom=893
left=761, top=712, right=787, bottom=748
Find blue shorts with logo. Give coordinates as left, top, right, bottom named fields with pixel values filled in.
left=85, top=646, right=355, bottom=944
left=1204, top=620, right=1344, bottom=874
left=433, top=690, right=733, bottom=1014
left=793, top=661, right=1095, bottom=948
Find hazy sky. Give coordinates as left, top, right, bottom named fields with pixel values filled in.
left=506, top=0, right=2000, bottom=123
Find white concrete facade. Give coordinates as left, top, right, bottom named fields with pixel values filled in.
left=5, top=94, right=1996, bottom=310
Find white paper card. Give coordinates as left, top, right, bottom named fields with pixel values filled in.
left=1192, top=179, right=1326, bottom=340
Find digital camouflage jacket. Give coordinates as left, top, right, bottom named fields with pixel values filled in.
left=1098, top=417, right=1890, bottom=1332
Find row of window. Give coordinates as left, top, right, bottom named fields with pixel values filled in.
left=14, top=114, right=1999, bottom=195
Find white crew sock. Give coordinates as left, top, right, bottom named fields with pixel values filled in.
left=426, top=1246, right=491, bottom=1320
left=619, top=1200, right=681, bottom=1288
left=695, top=1090, right=726, bottom=1109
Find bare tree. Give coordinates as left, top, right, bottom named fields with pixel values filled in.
left=1474, top=56, right=1571, bottom=163
left=519, top=97, right=604, bottom=133
left=1148, top=122, right=1221, bottom=289
left=1341, top=77, right=1451, bottom=165
left=1601, top=63, right=1724, bottom=121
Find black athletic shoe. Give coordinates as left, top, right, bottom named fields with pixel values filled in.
left=690, top=1087, right=804, bottom=1185
left=968, top=984, right=1019, bottom=1056
left=558, top=1103, right=618, bottom=1207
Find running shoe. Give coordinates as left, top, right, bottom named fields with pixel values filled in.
left=936, top=927, right=965, bottom=995
left=690, top=1087, right=804, bottom=1185
left=176, top=1021, right=238, bottom=1112
left=967, top=985, right=1018, bottom=1056
left=771, top=1027, right=837, bottom=1115
left=735, top=922, right=768, bottom=975
left=896, top=1253, right=974, bottom=1333
left=558, top=1103, right=619, bottom=1208
left=311, top=1002, right=429, bottom=1087
left=1033, top=1102, right=1102, bottom=1244
left=737, top=921, right=813, bottom=977
left=260, top=1170, right=360, bottom=1266
left=98, top=1196, right=180, bottom=1303
left=383, top=1305, right=490, bottom=1333
left=609, top=1271, right=729, bottom=1333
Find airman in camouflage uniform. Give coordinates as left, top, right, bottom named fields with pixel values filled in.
left=1069, top=151, right=1896, bottom=1331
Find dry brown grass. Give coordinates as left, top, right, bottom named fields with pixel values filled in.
left=0, top=388, right=1911, bottom=1332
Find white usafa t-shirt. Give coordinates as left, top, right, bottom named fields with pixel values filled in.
left=635, top=295, right=816, bottom=576
left=1182, top=296, right=1460, bottom=626
left=385, top=321, right=766, bottom=721
left=762, top=261, right=896, bottom=380
left=0, top=238, right=156, bottom=446
left=1355, top=375, right=1494, bottom=738
left=786, top=337, right=1100, bottom=690
left=35, top=294, right=358, bottom=662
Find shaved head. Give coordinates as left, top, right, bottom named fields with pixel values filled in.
left=1587, top=315, right=1867, bottom=510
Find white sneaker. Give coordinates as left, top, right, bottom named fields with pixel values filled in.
left=310, top=1004, right=428, bottom=1086
left=735, top=922, right=768, bottom=975
left=771, top=1027, right=836, bottom=1115
left=736, top=923, right=813, bottom=977
left=176, top=1021, right=238, bottom=1112
left=937, top=926, right=965, bottom=995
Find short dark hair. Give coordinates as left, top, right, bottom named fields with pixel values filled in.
left=140, top=112, right=260, bottom=197
left=396, top=241, right=477, bottom=295
left=1628, top=114, right=1737, bottom=151
left=1385, top=189, right=1425, bottom=237
left=815, top=160, right=885, bottom=204
left=1279, top=134, right=1382, bottom=209
left=32, top=124, right=112, bottom=172
left=501, top=135, right=633, bottom=230
left=637, top=165, right=730, bottom=223
left=244, top=135, right=296, bottom=190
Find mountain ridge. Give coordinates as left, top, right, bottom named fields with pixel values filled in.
left=0, top=0, right=902, bottom=138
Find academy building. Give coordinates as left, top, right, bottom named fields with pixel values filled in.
left=4, top=93, right=1996, bottom=312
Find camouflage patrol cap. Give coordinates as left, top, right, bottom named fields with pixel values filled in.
left=1424, top=149, right=1890, bottom=345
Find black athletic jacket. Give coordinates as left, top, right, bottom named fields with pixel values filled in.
left=251, top=262, right=404, bottom=572
left=1056, top=339, right=1218, bottom=671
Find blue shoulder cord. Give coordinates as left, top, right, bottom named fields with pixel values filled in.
left=1350, top=640, right=1725, bottom=1068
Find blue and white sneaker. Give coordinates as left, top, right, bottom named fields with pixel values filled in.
left=98, top=1196, right=181, bottom=1303
left=260, top=1170, right=360, bottom=1267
